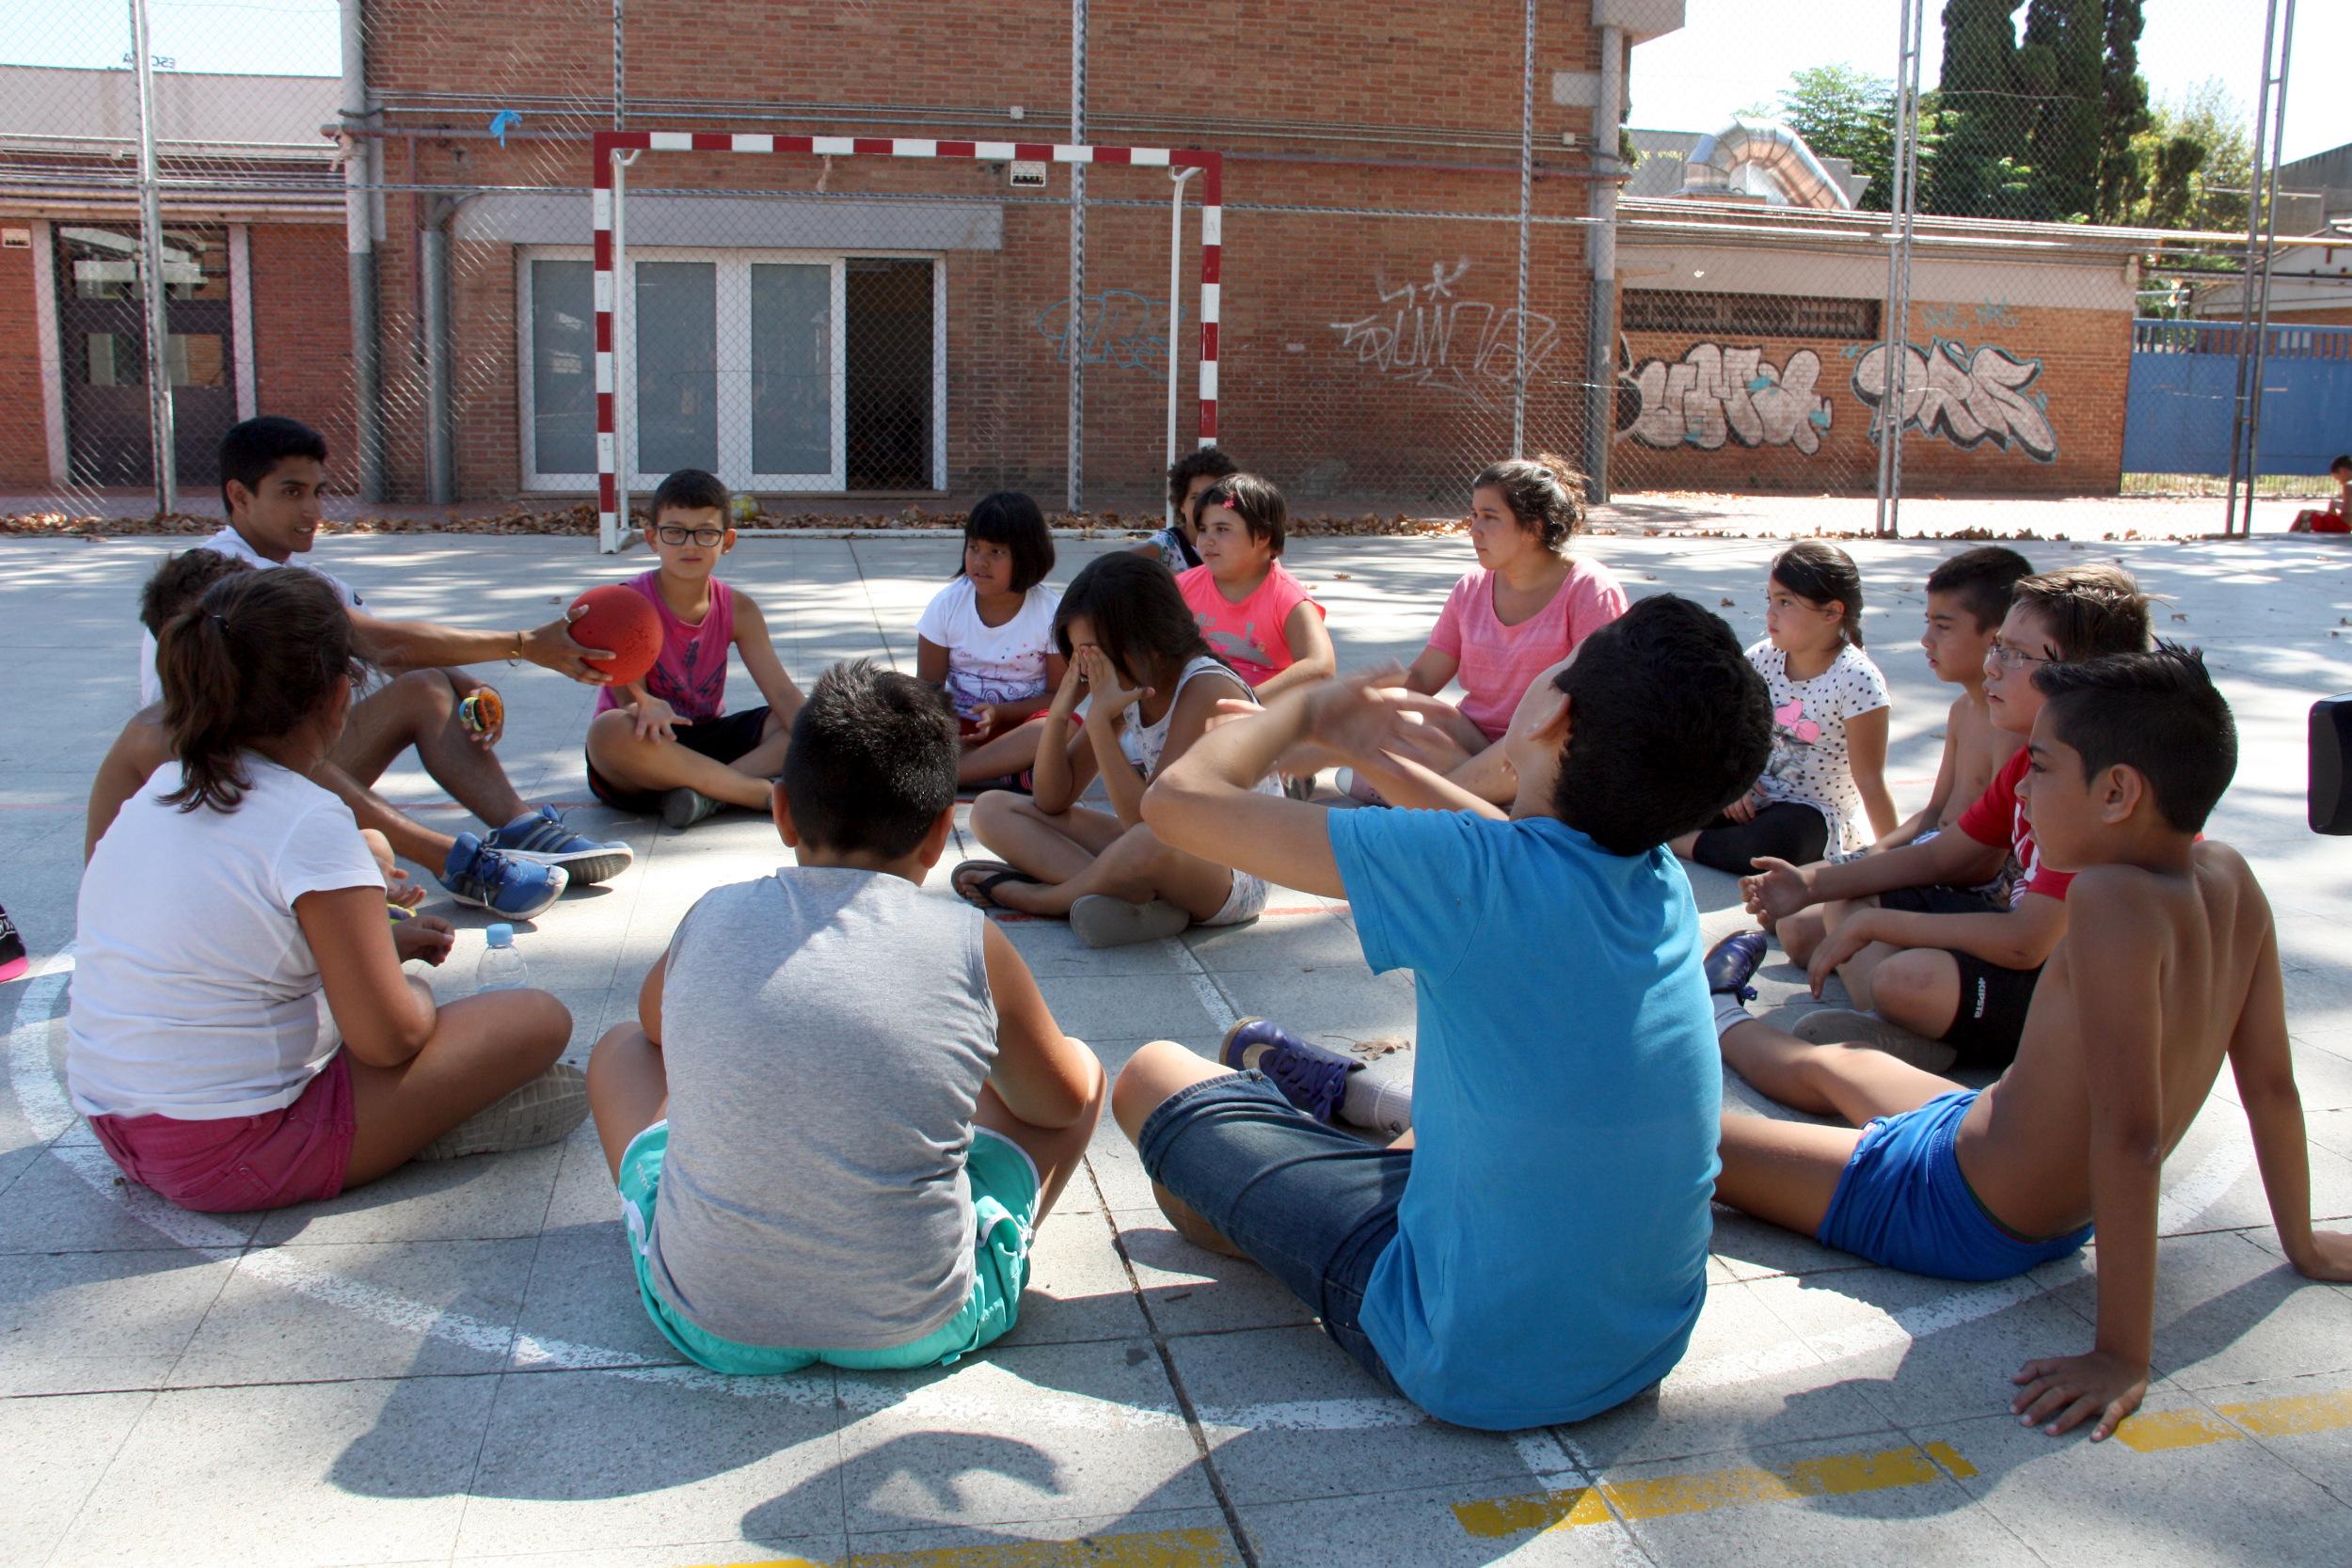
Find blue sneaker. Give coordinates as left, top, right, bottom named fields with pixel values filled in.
left=1704, top=929, right=1768, bottom=1003
left=1220, top=1016, right=1359, bottom=1125
left=485, top=806, right=633, bottom=886
left=442, top=832, right=568, bottom=919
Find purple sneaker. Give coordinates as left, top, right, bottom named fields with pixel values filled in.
left=1220, top=1016, right=1359, bottom=1125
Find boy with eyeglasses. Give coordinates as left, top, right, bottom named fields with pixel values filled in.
left=582, top=469, right=806, bottom=830
left=1714, top=565, right=2152, bottom=1069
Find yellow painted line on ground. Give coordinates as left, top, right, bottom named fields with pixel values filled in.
left=1454, top=1440, right=1977, bottom=1539
left=678, top=1524, right=1242, bottom=1568
left=2115, top=1387, right=2352, bottom=1453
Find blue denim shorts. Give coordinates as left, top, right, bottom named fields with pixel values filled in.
left=1136, top=1070, right=1408, bottom=1392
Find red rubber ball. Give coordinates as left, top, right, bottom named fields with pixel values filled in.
left=566, top=584, right=663, bottom=687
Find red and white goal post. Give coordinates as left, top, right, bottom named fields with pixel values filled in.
left=591, top=130, right=1226, bottom=552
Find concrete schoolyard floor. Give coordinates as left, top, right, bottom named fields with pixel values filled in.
left=4, top=528, right=2352, bottom=1568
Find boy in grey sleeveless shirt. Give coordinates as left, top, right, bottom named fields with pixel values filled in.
left=585, top=660, right=1106, bottom=1373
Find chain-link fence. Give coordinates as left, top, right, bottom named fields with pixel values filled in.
left=2, top=0, right=2334, bottom=538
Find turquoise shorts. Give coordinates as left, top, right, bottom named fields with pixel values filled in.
left=617, top=1121, right=1041, bottom=1375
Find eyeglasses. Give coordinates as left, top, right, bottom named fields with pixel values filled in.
left=655, top=524, right=725, bottom=547
left=1986, top=638, right=2056, bottom=670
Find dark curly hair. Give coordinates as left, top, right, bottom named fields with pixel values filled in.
left=1471, top=452, right=1587, bottom=554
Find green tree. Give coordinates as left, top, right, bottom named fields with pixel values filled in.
left=2018, top=0, right=2106, bottom=220
left=1771, top=63, right=1897, bottom=210
left=2096, top=0, right=2152, bottom=221
left=1927, top=0, right=2030, bottom=215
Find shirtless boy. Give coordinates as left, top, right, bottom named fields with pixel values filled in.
left=1716, top=647, right=2352, bottom=1441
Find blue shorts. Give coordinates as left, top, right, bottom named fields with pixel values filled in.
left=1817, top=1088, right=2091, bottom=1281
left=618, top=1121, right=1039, bottom=1374
left=1136, top=1071, right=1406, bottom=1393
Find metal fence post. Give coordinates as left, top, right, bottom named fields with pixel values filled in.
left=2226, top=0, right=2296, bottom=537
left=128, top=0, right=177, bottom=515
left=1512, top=0, right=1533, bottom=459
left=1874, top=0, right=1924, bottom=537
left=1067, top=0, right=1087, bottom=515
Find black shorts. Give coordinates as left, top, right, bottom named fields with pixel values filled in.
left=1690, top=801, right=1829, bottom=876
left=584, top=705, right=774, bottom=814
left=1942, top=950, right=2042, bottom=1069
left=1879, top=883, right=2007, bottom=917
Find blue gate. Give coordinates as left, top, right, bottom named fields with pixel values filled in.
left=2123, top=319, right=2352, bottom=475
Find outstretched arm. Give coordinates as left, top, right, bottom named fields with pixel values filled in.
left=731, top=593, right=806, bottom=727
left=2010, top=875, right=2161, bottom=1441
left=348, top=604, right=614, bottom=686
left=2230, top=917, right=2352, bottom=1282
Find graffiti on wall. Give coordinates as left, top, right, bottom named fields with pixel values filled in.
left=1849, top=339, right=2059, bottom=461
left=1327, top=260, right=1562, bottom=415
left=1617, top=342, right=1834, bottom=453
left=1035, top=290, right=1169, bottom=373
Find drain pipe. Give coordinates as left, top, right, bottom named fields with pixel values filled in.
left=421, top=198, right=456, bottom=504
left=1581, top=20, right=1623, bottom=502
left=340, top=0, right=383, bottom=500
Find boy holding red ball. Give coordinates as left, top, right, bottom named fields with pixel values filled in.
left=583, top=470, right=807, bottom=831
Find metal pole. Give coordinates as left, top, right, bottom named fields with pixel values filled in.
left=612, top=0, right=625, bottom=130
left=611, top=150, right=630, bottom=550
left=1875, top=0, right=1923, bottom=538
left=1166, top=166, right=1200, bottom=530
left=2224, top=0, right=2283, bottom=537
left=129, top=0, right=177, bottom=515
left=338, top=0, right=382, bottom=502
left=1581, top=25, right=1623, bottom=502
left=1067, top=0, right=1087, bottom=515
left=2235, top=0, right=2296, bottom=538
left=1512, top=0, right=1533, bottom=458
left=421, top=209, right=453, bottom=505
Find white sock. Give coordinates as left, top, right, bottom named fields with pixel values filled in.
left=1712, top=995, right=1754, bottom=1038
left=1341, top=1073, right=1413, bottom=1135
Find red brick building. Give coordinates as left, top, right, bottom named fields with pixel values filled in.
left=1, top=2, right=2142, bottom=510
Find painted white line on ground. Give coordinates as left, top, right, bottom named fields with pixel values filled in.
left=6, top=958, right=75, bottom=1139
left=1161, top=937, right=1238, bottom=1034
left=2156, top=1139, right=2254, bottom=1235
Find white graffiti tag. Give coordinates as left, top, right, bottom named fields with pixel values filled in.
left=1327, top=260, right=1562, bottom=415
left=1620, top=343, right=1833, bottom=453
left=1851, top=340, right=2058, bottom=462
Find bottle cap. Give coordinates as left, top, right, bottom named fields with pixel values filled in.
left=485, top=923, right=515, bottom=947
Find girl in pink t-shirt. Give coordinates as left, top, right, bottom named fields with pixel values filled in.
left=1365, top=455, right=1628, bottom=804
left=1174, top=473, right=1335, bottom=700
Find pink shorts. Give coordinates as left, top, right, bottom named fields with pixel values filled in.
left=88, top=1052, right=357, bottom=1212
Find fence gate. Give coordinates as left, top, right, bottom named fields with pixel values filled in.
left=2124, top=319, right=2352, bottom=478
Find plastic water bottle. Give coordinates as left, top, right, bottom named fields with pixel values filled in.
left=475, top=923, right=529, bottom=992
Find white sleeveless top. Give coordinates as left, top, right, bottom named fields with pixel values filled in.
left=1119, top=655, right=1282, bottom=796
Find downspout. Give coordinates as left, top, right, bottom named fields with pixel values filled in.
left=340, top=0, right=383, bottom=500
left=421, top=197, right=457, bottom=504
left=1582, top=21, right=1623, bottom=503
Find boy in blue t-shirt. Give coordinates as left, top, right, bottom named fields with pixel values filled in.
left=1119, top=595, right=1773, bottom=1430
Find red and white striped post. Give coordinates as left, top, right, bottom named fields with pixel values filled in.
left=591, top=131, right=1223, bottom=551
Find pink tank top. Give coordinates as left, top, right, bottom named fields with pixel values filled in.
left=593, top=570, right=735, bottom=722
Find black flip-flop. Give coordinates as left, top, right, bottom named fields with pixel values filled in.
left=950, top=859, right=1042, bottom=911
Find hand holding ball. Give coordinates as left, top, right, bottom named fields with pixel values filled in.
left=565, top=586, right=662, bottom=687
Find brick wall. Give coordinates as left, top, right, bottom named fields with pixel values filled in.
left=358, top=0, right=1608, bottom=507
left=1613, top=301, right=2129, bottom=498
left=247, top=224, right=358, bottom=493
left=0, top=239, right=46, bottom=486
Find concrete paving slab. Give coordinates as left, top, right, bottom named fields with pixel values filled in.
left=457, top=1367, right=846, bottom=1558
left=1168, top=1325, right=1534, bottom=1507
left=0, top=1388, right=153, bottom=1566
left=250, top=1144, right=565, bottom=1247
left=0, top=1148, right=267, bottom=1255
left=55, top=1375, right=498, bottom=1568
left=1111, top=1211, right=1321, bottom=1338
left=169, top=1238, right=538, bottom=1387
left=0, top=1247, right=232, bottom=1397
left=1923, top=1394, right=2352, bottom=1565
left=993, top=1207, right=1152, bottom=1349
left=510, top=1222, right=684, bottom=1371
left=830, top=1339, right=1211, bottom=1534
left=2042, top=1229, right=2352, bottom=1394
left=1237, top=1480, right=1646, bottom=1567
left=842, top=1511, right=1242, bottom=1568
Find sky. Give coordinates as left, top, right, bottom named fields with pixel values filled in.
left=1, top=0, right=2344, bottom=166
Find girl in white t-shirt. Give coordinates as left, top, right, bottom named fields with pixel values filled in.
left=916, top=492, right=1067, bottom=786
left=69, top=568, right=579, bottom=1214
left=1674, top=542, right=1897, bottom=874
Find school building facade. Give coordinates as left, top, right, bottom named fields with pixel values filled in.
left=1, top=0, right=2139, bottom=511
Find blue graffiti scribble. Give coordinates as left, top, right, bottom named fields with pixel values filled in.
left=1035, top=290, right=1170, bottom=373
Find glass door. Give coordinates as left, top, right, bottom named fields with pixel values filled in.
left=55, top=225, right=237, bottom=489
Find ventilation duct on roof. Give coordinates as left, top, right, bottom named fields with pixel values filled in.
left=1677, top=117, right=1854, bottom=211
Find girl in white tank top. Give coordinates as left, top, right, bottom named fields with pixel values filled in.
left=957, top=554, right=1277, bottom=947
